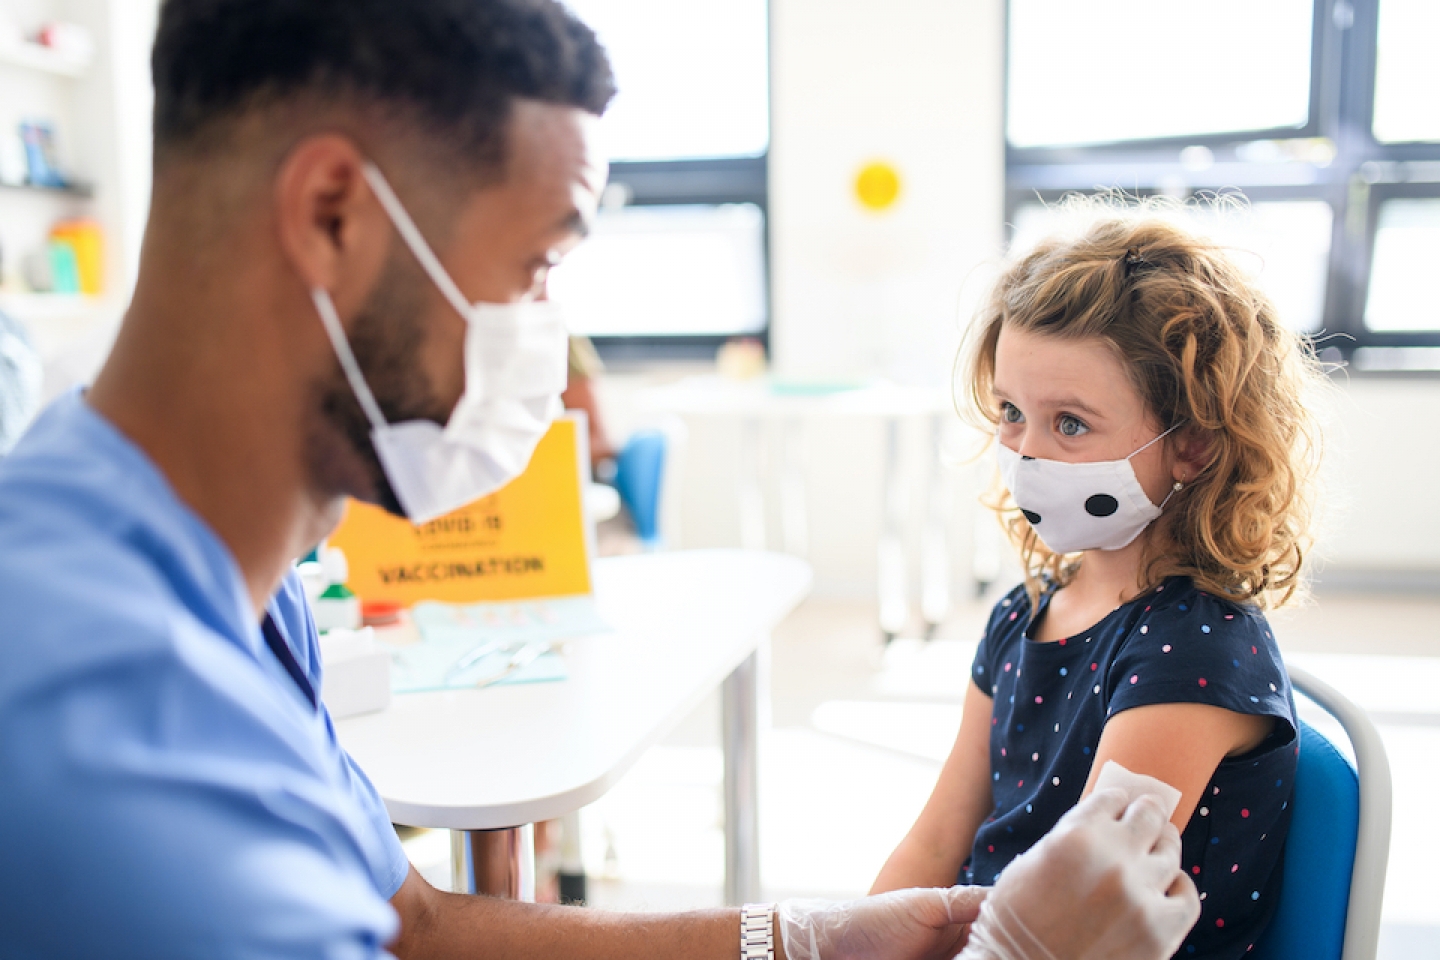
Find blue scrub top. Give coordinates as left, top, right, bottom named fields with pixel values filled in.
left=0, top=392, right=409, bottom=958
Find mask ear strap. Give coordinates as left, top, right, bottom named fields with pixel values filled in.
left=361, top=162, right=475, bottom=322
left=312, top=287, right=389, bottom=432
left=1158, top=479, right=1184, bottom=510
left=1127, top=421, right=1185, bottom=459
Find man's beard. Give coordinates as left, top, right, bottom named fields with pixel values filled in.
left=309, top=247, right=449, bottom=519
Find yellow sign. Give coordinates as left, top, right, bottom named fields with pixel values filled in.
left=855, top=160, right=902, bottom=212
left=329, top=416, right=592, bottom=605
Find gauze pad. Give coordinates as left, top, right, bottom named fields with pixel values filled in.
left=1093, top=760, right=1182, bottom=819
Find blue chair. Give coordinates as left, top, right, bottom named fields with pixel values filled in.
left=613, top=429, right=669, bottom=549
left=1251, top=664, right=1391, bottom=960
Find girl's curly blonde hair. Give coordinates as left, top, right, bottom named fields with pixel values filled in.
left=962, top=202, right=1328, bottom=609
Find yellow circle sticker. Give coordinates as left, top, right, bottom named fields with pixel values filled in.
left=855, top=161, right=902, bottom=212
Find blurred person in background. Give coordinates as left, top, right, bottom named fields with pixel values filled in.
left=0, top=309, right=42, bottom=454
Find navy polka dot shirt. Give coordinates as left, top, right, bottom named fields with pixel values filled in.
left=966, top=577, right=1297, bottom=959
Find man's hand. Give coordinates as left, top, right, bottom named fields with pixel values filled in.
left=958, top=789, right=1201, bottom=960
left=778, top=886, right=988, bottom=960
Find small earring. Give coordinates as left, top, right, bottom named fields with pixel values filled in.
left=1173, top=481, right=1184, bottom=491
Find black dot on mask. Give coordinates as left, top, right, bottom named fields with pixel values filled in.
left=1022, top=509, right=1042, bottom=525
left=1085, top=494, right=1119, bottom=517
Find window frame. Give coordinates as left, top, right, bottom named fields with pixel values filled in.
left=1003, top=0, right=1440, bottom=370
left=580, top=5, right=773, bottom=365
left=590, top=156, right=769, bottom=363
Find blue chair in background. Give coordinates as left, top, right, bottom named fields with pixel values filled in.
left=613, top=428, right=669, bottom=549
left=1251, top=664, right=1392, bottom=960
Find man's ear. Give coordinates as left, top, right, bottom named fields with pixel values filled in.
left=273, top=135, right=389, bottom=323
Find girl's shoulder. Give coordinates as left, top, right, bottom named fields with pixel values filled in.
left=984, top=582, right=1037, bottom=634
left=1108, top=577, right=1292, bottom=720
left=1130, top=577, right=1273, bottom=640
left=973, top=583, right=1039, bottom=684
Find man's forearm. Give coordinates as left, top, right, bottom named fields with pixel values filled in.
left=391, top=867, right=785, bottom=960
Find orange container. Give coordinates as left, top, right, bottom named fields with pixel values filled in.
left=49, top=219, right=104, bottom=295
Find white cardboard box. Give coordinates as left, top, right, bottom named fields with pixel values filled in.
left=318, top=627, right=392, bottom=720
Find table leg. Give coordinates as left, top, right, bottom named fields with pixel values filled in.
left=920, top=414, right=952, bottom=637
left=722, top=648, right=762, bottom=905
left=739, top=418, right=767, bottom=551
left=557, top=810, right=587, bottom=904
left=878, top=417, right=908, bottom=642
left=780, top=418, right=808, bottom=557
left=449, top=823, right=536, bottom=900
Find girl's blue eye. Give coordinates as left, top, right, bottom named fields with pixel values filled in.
left=1000, top=402, right=1024, bottom=424
left=1057, top=414, right=1089, bottom=437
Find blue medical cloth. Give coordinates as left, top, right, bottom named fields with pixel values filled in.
left=0, top=391, right=408, bottom=958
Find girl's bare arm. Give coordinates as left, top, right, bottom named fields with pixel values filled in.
left=869, top=681, right=995, bottom=893
left=1081, top=702, right=1274, bottom=829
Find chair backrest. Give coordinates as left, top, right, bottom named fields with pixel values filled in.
left=1250, top=665, right=1391, bottom=960
left=614, top=429, right=668, bottom=547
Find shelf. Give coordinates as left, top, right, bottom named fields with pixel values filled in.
left=0, top=291, right=106, bottom=322
left=0, top=179, right=93, bottom=199
left=0, top=41, right=90, bottom=79
left=0, top=292, right=121, bottom=364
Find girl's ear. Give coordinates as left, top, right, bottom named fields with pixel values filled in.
left=1173, top=426, right=1214, bottom=483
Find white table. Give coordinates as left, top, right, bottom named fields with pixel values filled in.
left=335, top=549, right=812, bottom=904
left=639, top=376, right=960, bottom=640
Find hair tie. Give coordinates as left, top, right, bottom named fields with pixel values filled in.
left=1122, top=248, right=1150, bottom=278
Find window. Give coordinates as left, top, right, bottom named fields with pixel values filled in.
left=1371, top=0, right=1440, bottom=144
left=557, top=0, right=770, bottom=360
left=1364, top=196, right=1440, bottom=332
left=549, top=203, right=767, bottom=338
left=1005, top=0, right=1440, bottom=368
left=1007, top=0, right=1315, bottom=149
left=1009, top=198, right=1333, bottom=334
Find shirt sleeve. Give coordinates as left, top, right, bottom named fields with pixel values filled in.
left=972, top=585, right=1028, bottom=697
left=273, top=570, right=411, bottom=900
left=1106, top=589, right=1295, bottom=738
left=332, top=719, right=411, bottom=899
left=0, top=610, right=403, bottom=959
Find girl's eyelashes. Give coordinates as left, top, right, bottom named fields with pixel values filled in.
left=1057, top=413, right=1090, bottom=437
left=997, top=401, right=1089, bottom=438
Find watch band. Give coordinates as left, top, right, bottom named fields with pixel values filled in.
left=740, top=902, right=776, bottom=960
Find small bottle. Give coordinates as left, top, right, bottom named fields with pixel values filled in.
left=312, top=546, right=362, bottom=632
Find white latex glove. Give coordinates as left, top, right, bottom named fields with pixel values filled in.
left=957, top=788, right=1200, bottom=960
left=779, top=886, right=988, bottom=960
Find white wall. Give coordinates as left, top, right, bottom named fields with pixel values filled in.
left=613, top=0, right=1009, bottom=603
left=768, top=0, right=1005, bottom=387
left=1316, top=378, right=1440, bottom=582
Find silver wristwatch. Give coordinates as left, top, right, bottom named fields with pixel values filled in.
left=741, top=902, right=776, bottom=960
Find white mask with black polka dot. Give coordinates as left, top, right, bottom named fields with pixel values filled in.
left=996, top=425, right=1181, bottom=555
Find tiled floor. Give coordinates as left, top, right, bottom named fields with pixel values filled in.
left=403, top=587, right=1440, bottom=958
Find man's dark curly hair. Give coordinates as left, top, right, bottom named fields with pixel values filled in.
left=151, top=0, right=616, bottom=171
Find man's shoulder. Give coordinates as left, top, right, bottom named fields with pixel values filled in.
left=0, top=390, right=252, bottom=654
left=0, top=392, right=167, bottom=523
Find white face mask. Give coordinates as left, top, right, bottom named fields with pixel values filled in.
left=996, top=425, right=1181, bottom=555
left=311, top=162, right=569, bottom=524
